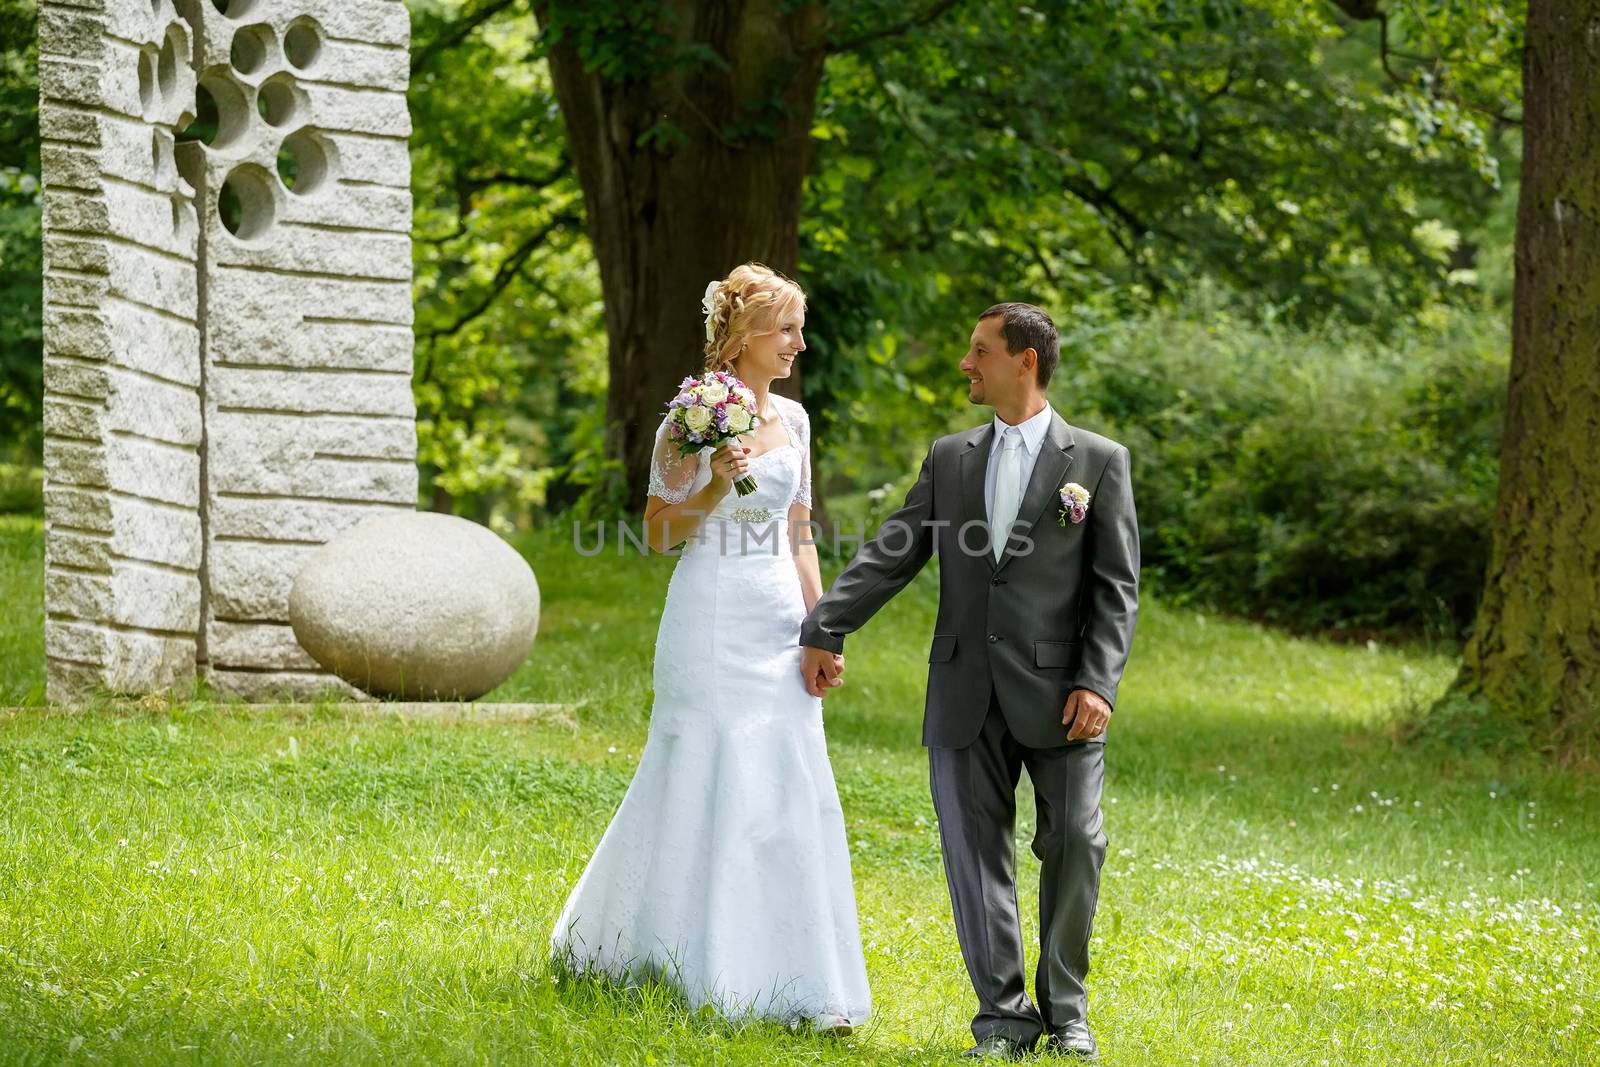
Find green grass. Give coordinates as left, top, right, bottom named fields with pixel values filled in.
left=1, top=515, right=1597, bottom=1064
left=0, top=514, right=44, bottom=706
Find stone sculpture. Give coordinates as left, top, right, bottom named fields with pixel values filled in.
left=289, top=512, right=541, bottom=701
left=39, top=0, right=417, bottom=703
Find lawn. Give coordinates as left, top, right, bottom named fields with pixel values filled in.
left=1, top=514, right=1596, bottom=1065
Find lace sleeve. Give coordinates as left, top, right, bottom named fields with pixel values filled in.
left=783, top=398, right=813, bottom=510
left=647, top=414, right=702, bottom=505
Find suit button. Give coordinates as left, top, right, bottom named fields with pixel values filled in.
left=990, top=577, right=1000, bottom=585
left=987, top=634, right=998, bottom=643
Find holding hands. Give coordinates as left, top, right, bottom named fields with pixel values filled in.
left=800, top=646, right=844, bottom=698
left=800, top=644, right=1110, bottom=738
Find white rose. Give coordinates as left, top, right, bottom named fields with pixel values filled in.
left=700, top=382, right=729, bottom=405
left=684, top=405, right=713, bottom=434
left=726, top=406, right=753, bottom=433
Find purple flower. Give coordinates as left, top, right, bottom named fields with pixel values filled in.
left=1069, top=503, right=1087, bottom=524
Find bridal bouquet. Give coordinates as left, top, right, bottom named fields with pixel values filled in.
left=663, top=370, right=764, bottom=496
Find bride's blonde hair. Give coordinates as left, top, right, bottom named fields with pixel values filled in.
left=702, top=262, right=807, bottom=373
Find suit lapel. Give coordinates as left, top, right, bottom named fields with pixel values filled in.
left=958, top=423, right=994, bottom=571
left=994, top=409, right=1075, bottom=576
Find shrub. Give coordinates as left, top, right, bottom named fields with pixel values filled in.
left=1063, top=306, right=1506, bottom=639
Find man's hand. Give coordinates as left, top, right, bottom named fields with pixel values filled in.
left=1063, top=688, right=1111, bottom=740
left=800, top=645, right=844, bottom=698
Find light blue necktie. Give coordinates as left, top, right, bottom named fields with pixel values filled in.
left=992, top=428, right=1022, bottom=561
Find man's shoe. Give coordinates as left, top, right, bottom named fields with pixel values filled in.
left=961, top=1034, right=1032, bottom=1060
left=1041, top=1025, right=1098, bottom=1059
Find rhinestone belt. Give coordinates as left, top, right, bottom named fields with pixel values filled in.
left=728, top=506, right=774, bottom=523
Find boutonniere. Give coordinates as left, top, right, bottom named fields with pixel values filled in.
left=1057, top=481, right=1090, bottom=526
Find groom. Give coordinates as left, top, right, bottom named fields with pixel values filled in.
left=798, top=303, right=1138, bottom=1060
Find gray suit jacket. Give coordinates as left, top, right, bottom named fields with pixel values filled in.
left=799, top=408, right=1139, bottom=749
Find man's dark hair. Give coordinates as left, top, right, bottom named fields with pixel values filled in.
left=980, top=302, right=1059, bottom=388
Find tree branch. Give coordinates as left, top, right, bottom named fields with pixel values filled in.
left=1328, top=1, right=1522, bottom=126
left=816, top=0, right=963, bottom=56
left=868, top=60, right=938, bottom=154
left=1060, top=177, right=1143, bottom=266
left=418, top=159, right=571, bottom=245
left=460, top=165, right=569, bottom=195
left=412, top=0, right=521, bottom=77
left=417, top=218, right=471, bottom=246
left=416, top=164, right=475, bottom=246
left=418, top=211, right=582, bottom=345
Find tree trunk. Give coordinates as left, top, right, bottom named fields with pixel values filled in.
left=1449, top=0, right=1600, bottom=752
left=538, top=2, right=827, bottom=511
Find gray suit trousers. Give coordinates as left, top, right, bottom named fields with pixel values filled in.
left=929, top=689, right=1108, bottom=1044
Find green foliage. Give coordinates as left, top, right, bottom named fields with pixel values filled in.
left=1063, top=298, right=1508, bottom=639
left=0, top=0, right=41, bottom=460
left=1332, top=0, right=1524, bottom=187
left=785, top=0, right=1521, bottom=533
left=0, top=0, right=1529, bottom=644
left=814, top=295, right=1510, bottom=638
left=419, top=0, right=1523, bottom=531
left=535, top=0, right=679, bottom=83
left=805, top=0, right=1508, bottom=335
left=408, top=1, right=605, bottom=529
left=0, top=459, right=40, bottom=515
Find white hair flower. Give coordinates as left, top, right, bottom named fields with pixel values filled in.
left=701, top=280, right=720, bottom=343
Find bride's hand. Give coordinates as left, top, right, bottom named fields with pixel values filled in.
left=708, top=441, right=750, bottom=494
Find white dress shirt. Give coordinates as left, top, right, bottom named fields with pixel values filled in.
left=984, top=401, right=1055, bottom=524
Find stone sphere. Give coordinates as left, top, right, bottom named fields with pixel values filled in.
left=288, top=512, right=539, bottom=700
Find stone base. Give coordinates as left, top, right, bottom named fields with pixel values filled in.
left=13, top=699, right=578, bottom=729
left=314, top=701, right=577, bottom=727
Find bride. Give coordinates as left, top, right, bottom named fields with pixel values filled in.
left=549, top=263, right=871, bottom=1033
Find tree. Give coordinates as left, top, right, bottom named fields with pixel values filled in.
left=0, top=0, right=41, bottom=461
left=1449, top=0, right=1599, bottom=753
left=533, top=1, right=835, bottom=508
left=522, top=0, right=1505, bottom=509
left=408, top=3, right=603, bottom=525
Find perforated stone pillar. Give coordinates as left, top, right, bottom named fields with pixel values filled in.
left=39, top=1, right=205, bottom=702
left=39, top=0, right=418, bottom=704
left=182, top=0, right=417, bottom=700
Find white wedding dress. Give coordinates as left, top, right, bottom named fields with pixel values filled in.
left=550, top=393, right=872, bottom=1029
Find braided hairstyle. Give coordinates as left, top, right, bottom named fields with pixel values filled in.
left=701, top=262, right=807, bottom=374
